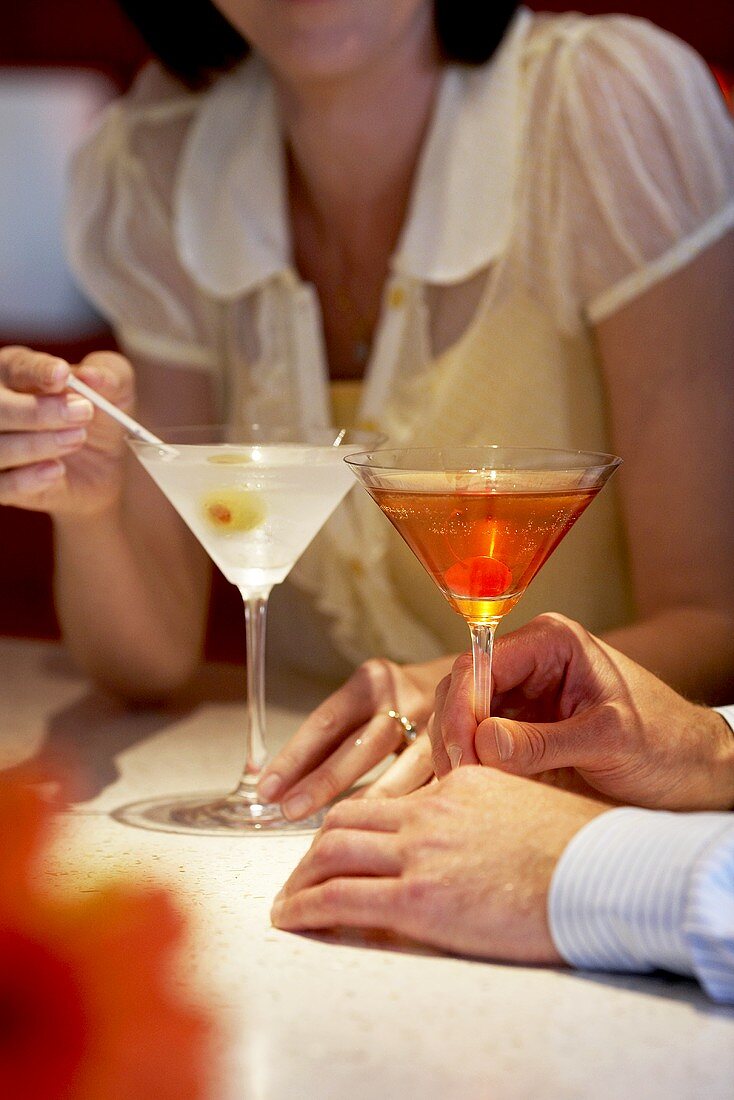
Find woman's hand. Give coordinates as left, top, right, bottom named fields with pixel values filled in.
left=431, top=613, right=734, bottom=811
left=0, top=346, right=135, bottom=518
left=257, top=654, right=456, bottom=820
left=272, top=766, right=606, bottom=961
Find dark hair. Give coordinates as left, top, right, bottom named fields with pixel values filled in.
left=117, top=1, right=520, bottom=89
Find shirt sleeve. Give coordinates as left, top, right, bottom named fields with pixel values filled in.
left=715, top=704, right=734, bottom=735
left=522, top=15, right=734, bottom=333
left=548, top=804, right=734, bottom=1003
left=64, top=64, right=221, bottom=372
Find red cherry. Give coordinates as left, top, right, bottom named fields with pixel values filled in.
left=442, top=555, right=512, bottom=598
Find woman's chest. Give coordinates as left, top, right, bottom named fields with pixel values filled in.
left=219, top=276, right=608, bottom=453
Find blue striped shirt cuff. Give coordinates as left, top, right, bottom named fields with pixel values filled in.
left=548, top=806, right=734, bottom=1001
left=715, top=703, right=734, bottom=739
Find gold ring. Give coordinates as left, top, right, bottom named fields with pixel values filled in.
left=386, top=709, right=418, bottom=750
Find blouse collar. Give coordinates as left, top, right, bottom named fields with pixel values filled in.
left=174, top=7, right=532, bottom=298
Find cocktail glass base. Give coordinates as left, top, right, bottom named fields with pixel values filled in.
left=113, top=789, right=325, bottom=837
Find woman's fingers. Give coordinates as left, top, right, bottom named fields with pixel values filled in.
left=0, top=347, right=69, bottom=393
left=258, top=658, right=423, bottom=806
left=0, top=459, right=67, bottom=505
left=276, top=711, right=413, bottom=821
left=359, top=731, right=434, bottom=798
left=0, top=349, right=102, bottom=488
left=76, top=352, right=135, bottom=409
left=262, top=664, right=390, bottom=792
left=0, top=387, right=94, bottom=434
left=0, top=427, right=88, bottom=471
left=0, top=349, right=94, bottom=443
left=72, top=353, right=137, bottom=454
left=0, top=346, right=136, bottom=515
left=0, top=428, right=89, bottom=506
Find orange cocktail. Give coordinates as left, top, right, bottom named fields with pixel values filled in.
left=346, top=447, right=621, bottom=722
left=369, top=486, right=598, bottom=624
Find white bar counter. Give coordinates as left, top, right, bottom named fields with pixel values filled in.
left=1, top=635, right=733, bottom=1099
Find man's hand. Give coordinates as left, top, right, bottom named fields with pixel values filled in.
left=271, top=767, right=606, bottom=961
left=431, top=613, right=734, bottom=811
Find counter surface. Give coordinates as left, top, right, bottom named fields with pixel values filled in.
left=2, top=636, right=732, bottom=1099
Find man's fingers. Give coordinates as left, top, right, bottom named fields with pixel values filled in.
left=438, top=653, right=480, bottom=772
left=491, top=614, right=580, bottom=697
left=319, top=795, right=406, bottom=833
left=272, top=878, right=400, bottom=932
left=279, top=829, right=400, bottom=896
left=474, top=710, right=610, bottom=775
left=429, top=673, right=452, bottom=776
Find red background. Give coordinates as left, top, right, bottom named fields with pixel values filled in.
left=2, top=0, right=732, bottom=78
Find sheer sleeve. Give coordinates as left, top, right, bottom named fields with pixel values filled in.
left=65, top=63, right=221, bottom=371
left=520, top=15, right=734, bottom=332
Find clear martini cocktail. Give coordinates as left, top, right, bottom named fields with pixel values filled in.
left=123, top=425, right=379, bottom=835
left=346, top=446, right=621, bottom=722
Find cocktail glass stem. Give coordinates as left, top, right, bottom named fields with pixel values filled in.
left=468, top=620, right=499, bottom=723
left=234, top=587, right=272, bottom=796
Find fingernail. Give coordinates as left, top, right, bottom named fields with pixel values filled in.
left=258, top=774, right=282, bottom=803
left=36, top=462, right=64, bottom=482
left=447, top=745, right=463, bottom=769
left=270, top=899, right=284, bottom=924
left=494, top=725, right=514, bottom=762
left=55, top=427, right=86, bottom=447
left=64, top=396, right=93, bottom=422
left=46, top=359, right=67, bottom=385
left=282, top=793, right=313, bottom=820
left=77, top=363, right=104, bottom=381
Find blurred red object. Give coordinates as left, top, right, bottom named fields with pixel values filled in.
left=711, top=65, right=734, bottom=110
left=0, top=773, right=215, bottom=1099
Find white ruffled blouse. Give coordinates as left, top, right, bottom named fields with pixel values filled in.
left=66, top=9, right=734, bottom=676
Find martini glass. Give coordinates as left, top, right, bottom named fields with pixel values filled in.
left=120, top=424, right=380, bottom=835
left=346, top=446, right=621, bottom=723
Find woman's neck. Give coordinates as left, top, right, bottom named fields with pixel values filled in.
left=272, top=21, right=442, bottom=380
left=274, top=23, right=442, bottom=249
